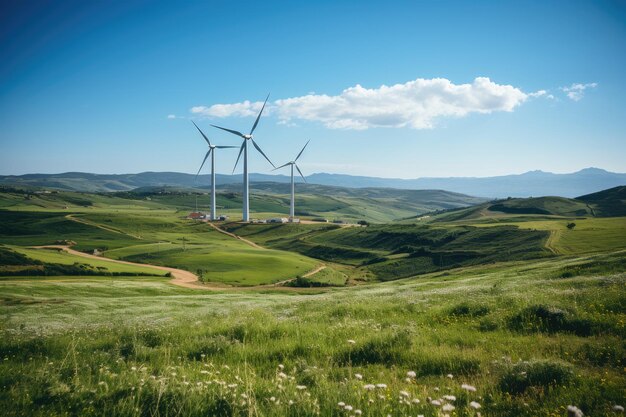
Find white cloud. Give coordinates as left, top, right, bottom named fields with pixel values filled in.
left=561, top=82, right=597, bottom=101
left=189, top=77, right=550, bottom=130
left=167, top=114, right=176, bottom=119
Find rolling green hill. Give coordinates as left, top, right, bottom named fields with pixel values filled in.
left=577, top=185, right=626, bottom=217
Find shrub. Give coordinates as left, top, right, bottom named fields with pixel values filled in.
left=499, top=360, right=573, bottom=394
left=508, top=304, right=597, bottom=336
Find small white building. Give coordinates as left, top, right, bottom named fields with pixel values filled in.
left=267, top=217, right=289, bottom=223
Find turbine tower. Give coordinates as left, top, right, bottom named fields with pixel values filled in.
left=273, top=140, right=309, bottom=222
left=211, top=94, right=275, bottom=222
left=192, top=121, right=238, bottom=221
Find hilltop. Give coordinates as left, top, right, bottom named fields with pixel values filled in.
left=1, top=167, right=624, bottom=197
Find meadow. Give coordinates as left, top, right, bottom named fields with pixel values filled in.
left=0, top=186, right=625, bottom=416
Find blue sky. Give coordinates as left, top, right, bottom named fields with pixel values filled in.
left=1, top=0, right=625, bottom=178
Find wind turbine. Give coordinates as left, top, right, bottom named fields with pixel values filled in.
left=211, top=94, right=275, bottom=222
left=192, top=121, right=238, bottom=221
left=273, top=140, right=309, bottom=222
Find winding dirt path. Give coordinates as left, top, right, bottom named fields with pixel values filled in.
left=29, top=245, right=328, bottom=292
left=207, top=223, right=263, bottom=249
left=65, top=214, right=143, bottom=240
left=31, top=245, right=205, bottom=289
left=302, top=264, right=327, bottom=277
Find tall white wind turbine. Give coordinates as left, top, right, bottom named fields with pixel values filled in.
left=211, top=94, right=275, bottom=222
left=192, top=121, right=238, bottom=221
left=273, top=140, right=309, bottom=222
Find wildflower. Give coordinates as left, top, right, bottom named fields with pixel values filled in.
left=613, top=405, right=624, bottom=412
left=461, top=383, right=477, bottom=392
left=376, top=383, right=387, bottom=389
left=270, top=396, right=276, bottom=402
left=355, top=410, right=362, bottom=416
left=345, top=405, right=353, bottom=411
left=296, top=385, right=306, bottom=390
left=567, top=405, right=584, bottom=417
left=227, top=384, right=237, bottom=388
left=278, top=372, right=287, bottom=379
left=338, top=402, right=346, bottom=407
left=131, top=366, right=137, bottom=371
left=201, top=370, right=210, bottom=374
left=446, top=373, right=453, bottom=379
left=431, top=399, right=442, bottom=406
left=240, top=393, right=248, bottom=399
left=399, top=390, right=410, bottom=398
left=407, top=371, right=417, bottom=378
left=347, top=339, right=356, bottom=345
left=443, top=395, right=456, bottom=401
left=442, top=403, right=455, bottom=412
left=470, top=401, right=481, bottom=409
left=355, top=373, right=363, bottom=380
left=412, top=399, right=421, bottom=404
left=278, top=364, right=284, bottom=370
left=289, top=400, right=294, bottom=405
left=433, top=387, right=440, bottom=392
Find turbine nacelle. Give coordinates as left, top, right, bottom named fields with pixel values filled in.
left=243, top=134, right=253, bottom=140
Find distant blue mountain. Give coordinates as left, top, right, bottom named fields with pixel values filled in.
left=1, top=168, right=624, bottom=198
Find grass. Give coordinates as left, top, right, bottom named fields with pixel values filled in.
left=7, top=246, right=166, bottom=276
left=0, top=251, right=624, bottom=416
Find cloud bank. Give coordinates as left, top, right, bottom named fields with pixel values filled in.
left=190, top=77, right=568, bottom=130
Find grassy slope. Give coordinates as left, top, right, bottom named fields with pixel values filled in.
left=0, top=192, right=320, bottom=286
left=0, top=251, right=624, bottom=416
left=7, top=246, right=167, bottom=276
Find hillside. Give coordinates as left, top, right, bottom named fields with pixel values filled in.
left=577, top=185, right=626, bottom=217
left=0, top=184, right=484, bottom=223
left=2, top=167, right=625, bottom=197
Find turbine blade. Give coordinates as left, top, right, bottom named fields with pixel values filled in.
left=295, top=164, right=307, bottom=183
left=232, top=141, right=245, bottom=174
left=215, top=145, right=239, bottom=149
left=272, top=162, right=291, bottom=171
left=191, top=120, right=211, bottom=146
left=294, top=139, right=310, bottom=161
left=195, top=149, right=212, bottom=179
left=211, top=124, right=245, bottom=138
left=251, top=138, right=275, bottom=168
left=250, top=93, right=270, bottom=135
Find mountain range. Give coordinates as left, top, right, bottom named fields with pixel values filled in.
left=1, top=168, right=624, bottom=198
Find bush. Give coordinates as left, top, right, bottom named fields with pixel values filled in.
left=499, top=360, right=573, bottom=394
left=448, top=302, right=490, bottom=317
left=508, top=305, right=597, bottom=336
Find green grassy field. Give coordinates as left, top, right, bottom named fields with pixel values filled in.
left=1, top=251, right=624, bottom=416
left=0, top=187, right=625, bottom=416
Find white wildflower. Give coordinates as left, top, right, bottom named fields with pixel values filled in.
left=131, top=366, right=137, bottom=371
left=355, top=373, right=363, bottom=380
left=338, top=402, right=346, bottom=407
left=431, top=400, right=442, bottom=406
left=347, top=339, right=356, bottom=345
left=399, top=390, right=410, bottom=398
left=363, top=384, right=375, bottom=390
left=376, top=383, right=387, bottom=389
left=345, top=405, right=353, bottom=411
left=443, top=395, right=456, bottom=401
left=567, top=405, right=584, bottom=417
left=412, top=398, right=421, bottom=404
left=278, top=364, right=284, bottom=370
left=613, top=405, right=624, bottom=412
left=278, top=372, right=287, bottom=379
left=461, top=383, right=477, bottom=392
left=446, top=373, right=453, bottom=379
left=296, top=385, right=306, bottom=390
left=470, top=401, right=481, bottom=409
left=443, top=403, right=455, bottom=412
left=289, top=400, right=294, bottom=405
left=355, top=410, right=362, bottom=416
left=407, top=371, right=417, bottom=378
